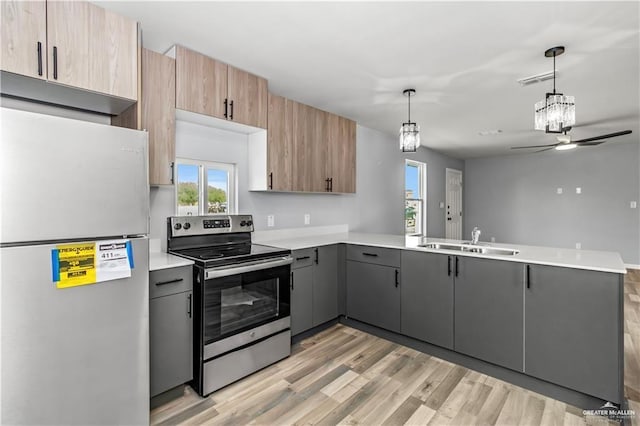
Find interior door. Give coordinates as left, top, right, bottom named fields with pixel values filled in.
left=445, top=168, right=463, bottom=240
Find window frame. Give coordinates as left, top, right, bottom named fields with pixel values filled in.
left=404, top=159, right=427, bottom=235
left=174, top=158, right=237, bottom=216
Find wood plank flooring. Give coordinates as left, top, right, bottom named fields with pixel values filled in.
left=151, top=270, right=640, bottom=425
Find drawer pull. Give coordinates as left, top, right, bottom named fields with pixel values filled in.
left=362, top=252, right=378, bottom=257
left=155, top=278, right=184, bottom=286
left=295, top=256, right=310, bottom=261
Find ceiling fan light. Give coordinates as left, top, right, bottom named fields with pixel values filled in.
left=400, top=122, right=420, bottom=152
left=555, top=143, right=577, bottom=151
left=535, top=94, right=575, bottom=133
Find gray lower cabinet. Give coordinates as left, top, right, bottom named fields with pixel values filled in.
left=149, top=266, right=193, bottom=398
left=313, top=245, right=338, bottom=326
left=346, top=260, right=401, bottom=333
left=454, top=256, right=524, bottom=372
left=525, top=264, right=622, bottom=402
left=291, top=264, right=313, bottom=335
left=401, top=251, right=454, bottom=349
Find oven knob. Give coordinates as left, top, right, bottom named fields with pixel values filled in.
left=240, top=220, right=247, bottom=226
left=174, top=223, right=182, bottom=230
left=183, top=222, right=191, bottom=230
left=246, top=220, right=253, bottom=226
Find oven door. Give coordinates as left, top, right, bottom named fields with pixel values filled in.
left=202, top=257, right=291, bottom=347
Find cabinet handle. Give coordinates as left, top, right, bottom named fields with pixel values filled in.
left=268, top=172, right=273, bottom=190
left=314, top=248, right=319, bottom=264
left=325, top=178, right=330, bottom=192
left=187, top=293, right=192, bottom=318
left=154, top=278, right=184, bottom=286
left=52, top=46, right=58, bottom=80
left=362, top=252, right=378, bottom=257
left=290, top=271, right=294, bottom=290
left=224, top=99, right=228, bottom=119
left=447, top=256, right=452, bottom=276
left=329, top=178, right=333, bottom=192
left=170, top=162, right=175, bottom=184
left=395, top=269, right=399, bottom=287
left=229, top=100, right=234, bottom=120
left=455, top=256, right=459, bottom=277
left=526, top=264, right=531, bottom=289
left=295, top=256, right=310, bottom=261
left=37, top=42, right=43, bottom=76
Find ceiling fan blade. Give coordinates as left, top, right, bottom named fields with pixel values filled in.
left=534, top=147, right=555, bottom=153
left=510, top=143, right=558, bottom=149
left=572, top=130, right=632, bottom=144
left=578, top=140, right=606, bottom=146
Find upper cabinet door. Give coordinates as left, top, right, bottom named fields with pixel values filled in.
left=1, top=1, right=47, bottom=79
left=292, top=101, right=315, bottom=192
left=87, top=4, right=137, bottom=100
left=267, top=93, right=293, bottom=191
left=142, top=48, right=176, bottom=186
left=310, top=108, right=328, bottom=192
left=47, top=1, right=90, bottom=89
left=176, top=46, right=227, bottom=119
left=47, top=1, right=137, bottom=100
left=327, top=114, right=356, bottom=193
left=227, top=65, right=267, bottom=128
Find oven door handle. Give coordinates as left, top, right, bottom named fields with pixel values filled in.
left=205, top=256, right=293, bottom=280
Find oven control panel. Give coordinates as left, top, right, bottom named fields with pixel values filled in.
left=168, top=215, right=254, bottom=237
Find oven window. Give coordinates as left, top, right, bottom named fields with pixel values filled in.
left=203, top=265, right=290, bottom=344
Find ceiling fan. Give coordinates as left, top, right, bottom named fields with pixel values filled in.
left=511, top=128, right=633, bottom=152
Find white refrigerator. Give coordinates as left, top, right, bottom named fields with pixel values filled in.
left=0, top=107, right=150, bottom=425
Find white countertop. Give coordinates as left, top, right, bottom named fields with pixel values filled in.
left=149, top=252, right=194, bottom=271
left=255, top=232, right=626, bottom=274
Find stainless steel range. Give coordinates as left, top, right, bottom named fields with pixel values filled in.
left=167, top=215, right=292, bottom=396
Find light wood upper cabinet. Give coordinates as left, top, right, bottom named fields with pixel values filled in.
left=1, top=0, right=138, bottom=111
left=328, top=115, right=357, bottom=193
left=292, top=101, right=315, bottom=192
left=311, top=109, right=328, bottom=192
left=1, top=1, right=47, bottom=79
left=228, top=65, right=268, bottom=128
left=175, top=45, right=227, bottom=119
left=267, top=94, right=293, bottom=191
left=175, top=46, right=267, bottom=129
left=143, top=49, right=176, bottom=185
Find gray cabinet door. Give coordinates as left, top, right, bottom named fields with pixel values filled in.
left=346, top=260, right=400, bottom=333
left=291, top=267, right=313, bottom=335
left=401, top=251, right=454, bottom=349
left=150, top=291, right=193, bottom=397
left=313, top=245, right=338, bottom=326
left=525, top=265, right=622, bottom=402
left=455, top=257, right=524, bottom=371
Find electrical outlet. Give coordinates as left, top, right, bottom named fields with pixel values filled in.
left=491, top=237, right=496, bottom=243
left=304, top=214, right=310, bottom=225
left=576, top=187, right=581, bottom=194
left=575, top=242, right=581, bottom=250
left=267, top=215, right=275, bottom=227
left=557, top=187, right=563, bottom=195
left=631, top=201, right=637, bottom=209
left=439, top=202, right=445, bottom=209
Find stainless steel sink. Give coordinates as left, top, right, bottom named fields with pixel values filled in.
left=418, top=242, right=519, bottom=256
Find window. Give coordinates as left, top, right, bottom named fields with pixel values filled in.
left=405, top=160, right=426, bottom=235
left=175, top=159, right=236, bottom=216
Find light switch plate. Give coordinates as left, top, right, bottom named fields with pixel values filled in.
left=557, top=188, right=563, bottom=194
left=304, top=214, right=310, bottom=225
left=439, top=202, right=445, bottom=209
left=631, top=201, right=637, bottom=209
left=576, top=187, right=581, bottom=194
left=575, top=242, right=581, bottom=249
left=267, top=215, right=275, bottom=227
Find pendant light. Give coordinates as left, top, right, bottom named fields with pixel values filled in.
left=399, top=89, right=420, bottom=152
left=534, top=46, right=575, bottom=133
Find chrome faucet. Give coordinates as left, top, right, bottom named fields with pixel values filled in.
left=471, top=227, right=481, bottom=245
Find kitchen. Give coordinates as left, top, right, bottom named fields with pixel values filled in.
left=1, top=1, right=639, bottom=425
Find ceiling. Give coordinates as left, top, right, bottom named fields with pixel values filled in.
left=96, top=1, right=640, bottom=159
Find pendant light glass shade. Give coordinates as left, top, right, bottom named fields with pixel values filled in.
left=399, top=122, right=420, bottom=152
left=535, top=94, right=575, bottom=133
left=399, top=89, right=420, bottom=152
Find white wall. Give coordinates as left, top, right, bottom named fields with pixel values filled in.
left=150, top=118, right=464, bottom=249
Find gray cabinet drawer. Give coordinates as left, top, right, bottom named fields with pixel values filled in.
left=149, top=266, right=193, bottom=299
left=346, top=245, right=400, bottom=267
left=292, top=248, right=314, bottom=269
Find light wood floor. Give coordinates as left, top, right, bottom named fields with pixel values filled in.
left=151, top=269, right=640, bottom=425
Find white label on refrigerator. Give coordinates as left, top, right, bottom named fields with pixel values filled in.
left=96, top=240, right=133, bottom=282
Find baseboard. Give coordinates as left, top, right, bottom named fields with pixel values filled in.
left=625, top=264, right=640, bottom=270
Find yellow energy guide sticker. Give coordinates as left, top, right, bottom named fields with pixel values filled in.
left=52, top=243, right=97, bottom=289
